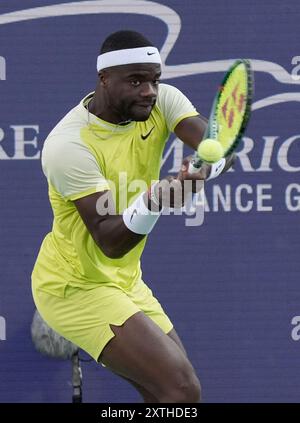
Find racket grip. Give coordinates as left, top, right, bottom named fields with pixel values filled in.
left=188, top=156, right=202, bottom=174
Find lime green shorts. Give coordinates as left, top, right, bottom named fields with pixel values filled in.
left=32, top=279, right=173, bottom=362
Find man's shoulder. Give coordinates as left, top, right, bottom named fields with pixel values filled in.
left=42, top=104, right=90, bottom=164
left=47, top=103, right=85, bottom=139
left=157, top=82, right=181, bottom=97
left=43, top=100, right=88, bottom=154
left=156, top=83, right=186, bottom=109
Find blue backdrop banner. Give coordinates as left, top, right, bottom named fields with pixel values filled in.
left=0, top=0, right=300, bottom=403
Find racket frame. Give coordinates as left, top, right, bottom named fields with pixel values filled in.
left=189, top=58, right=254, bottom=173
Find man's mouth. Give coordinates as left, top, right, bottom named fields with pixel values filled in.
left=137, top=102, right=154, bottom=107
left=135, top=101, right=155, bottom=111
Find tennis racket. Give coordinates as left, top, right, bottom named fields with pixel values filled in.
left=188, top=59, right=254, bottom=173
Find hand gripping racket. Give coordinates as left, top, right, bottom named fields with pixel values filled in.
left=188, top=59, right=254, bottom=173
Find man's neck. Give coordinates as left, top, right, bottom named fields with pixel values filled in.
left=88, top=91, right=123, bottom=124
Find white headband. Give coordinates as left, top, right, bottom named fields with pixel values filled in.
left=97, top=46, right=161, bottom=71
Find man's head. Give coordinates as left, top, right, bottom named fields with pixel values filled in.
left=96, top=30, right=161, bottom=122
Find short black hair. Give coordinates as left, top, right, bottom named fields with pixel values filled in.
left=100, top=30, right=154, bottom=54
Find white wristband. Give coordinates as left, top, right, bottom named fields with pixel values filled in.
left=206, top=158, right=226, bottom=181
left=123, top=191, right=162, bottom=235
left=148, top=182, right=161, bottom=207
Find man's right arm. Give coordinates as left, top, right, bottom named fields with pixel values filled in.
left=74, top=159, right=213, bottom=259
left=74, top=190, right=146, bottom=259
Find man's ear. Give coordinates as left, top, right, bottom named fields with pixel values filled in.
left=99, top=70, right=108, bottom=87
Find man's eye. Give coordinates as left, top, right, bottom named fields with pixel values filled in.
left=131, top=80, right=140, bottom=87
left=153, top=79, right=160, bottom=86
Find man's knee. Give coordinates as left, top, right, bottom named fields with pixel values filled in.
left=159, top=366, right=201, bottom=403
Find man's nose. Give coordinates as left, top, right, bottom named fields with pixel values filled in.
left=140, top=82, right=157, bottom=98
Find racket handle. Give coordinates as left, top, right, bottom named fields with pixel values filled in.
left=188, top=156, right=202, bottom=174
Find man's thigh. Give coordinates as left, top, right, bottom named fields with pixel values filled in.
left=99, top=311, right=197, bottom=398
left=167, top=328, right=188, bottom=356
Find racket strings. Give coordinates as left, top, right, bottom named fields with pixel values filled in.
left=215, top=64, right=249, bottom=151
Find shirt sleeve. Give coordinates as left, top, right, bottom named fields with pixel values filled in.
left=41, top=135, right=110, bottom=201
left=156, top=83, right=199, bottom=132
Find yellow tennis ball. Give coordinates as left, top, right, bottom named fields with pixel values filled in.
left=197, top=139, right=224, bottom=163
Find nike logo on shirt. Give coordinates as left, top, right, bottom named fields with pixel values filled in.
left=141, top=127, right=154, bottom=140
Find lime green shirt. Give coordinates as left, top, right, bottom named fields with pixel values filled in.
left=32, top=84, right=199, bottom=297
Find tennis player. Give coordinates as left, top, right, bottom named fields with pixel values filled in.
left=32, top=30, right=234, bottom=403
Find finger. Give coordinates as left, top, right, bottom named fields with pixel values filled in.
left=180, top=163, right=188, bottom=173
left=180, top=155, right=195, bottom=174
left=222, top=153, right=236, bottom=173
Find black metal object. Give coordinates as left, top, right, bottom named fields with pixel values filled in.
left=71, top=351, right=83, bottom=403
